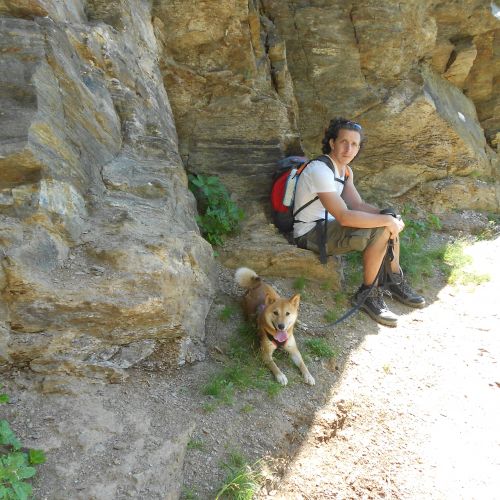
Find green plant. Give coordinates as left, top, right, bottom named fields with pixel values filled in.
left=320, top=291, right=349, bottom=324
left=343, top=252, right=363, bottom=289
left=0, top=386, right=46, bottom=500
left=443, top=240, right=490, bottom=287
left=305, top=338, right=338, bottom=359
left=202, top=377, right=235, bottom=406
left=292, top=276, right=307, bottom=292
left=187, top=439, right=205, bottom=451
left=181, top=486, right=198, bottom=499
left=398, top=216, right=445, bottom=284
left=240, top=404, right=254, bottom=414
left=202, top=322, right=283, bottom=408
left=323, top=309, right=339, bottom=323
left=478, top=214, right=500, bottom=241
left=215, top=452, right=262, bottom=500
left=202, top=402, right=217, bottom=413
left=188, top=174, right=244, bottom=246
left=319, top=280, right=332, bottom=291
left=219, top=305, right=237, bottom=322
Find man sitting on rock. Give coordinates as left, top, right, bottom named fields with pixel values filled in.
left=293, top=117, right=425, bottom=326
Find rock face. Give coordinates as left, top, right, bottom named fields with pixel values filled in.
left=0, top=1, right=215, bottom=376
left=1, top=0, right=499, bottom=373
left=155, top=0, right=499, bottom=212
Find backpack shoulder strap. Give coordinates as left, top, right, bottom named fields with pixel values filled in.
left=292, top=159, right=317, bottom=217
left=315, top=154, right=349, bottom=185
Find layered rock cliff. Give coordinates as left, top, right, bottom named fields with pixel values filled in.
left=1, top=0, right=499, bottom=373
left=0, top=0, right=215, bottom=375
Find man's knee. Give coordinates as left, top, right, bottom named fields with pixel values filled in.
left=357, top=226, right=388, bottom=252
left=370, top=226, right=389, bottom=245
left=342, top=227, right=385, bottom=252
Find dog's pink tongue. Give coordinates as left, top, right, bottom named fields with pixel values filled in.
left=275, top=330, right=288, bottom=343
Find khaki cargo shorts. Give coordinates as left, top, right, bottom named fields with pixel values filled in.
left=295, top=220, right=385, bottom=255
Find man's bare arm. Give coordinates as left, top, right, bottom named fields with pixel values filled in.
left=317, top=191, right=404, bottom=237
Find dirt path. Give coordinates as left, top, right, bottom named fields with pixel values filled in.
left=268, top=236, right=500, bottom=500
left=2, top=235, right=499, bottom=499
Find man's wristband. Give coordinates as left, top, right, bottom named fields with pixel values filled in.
left=380, top=207, right=401, bottom=220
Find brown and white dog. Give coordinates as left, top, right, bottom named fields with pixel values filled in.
left=235, top=267, right=315, bottom=386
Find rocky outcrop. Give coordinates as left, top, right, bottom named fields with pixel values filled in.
left=1, top=0, right=499, bottom=374
left=0, top=1, right=215, bottom=376
left=155, top=0, right=499, bottom=213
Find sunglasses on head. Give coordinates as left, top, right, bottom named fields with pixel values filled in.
left=344, top=120, right=362, bottom=131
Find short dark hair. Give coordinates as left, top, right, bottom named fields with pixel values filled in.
left=321, top=117, right=365, bottom=155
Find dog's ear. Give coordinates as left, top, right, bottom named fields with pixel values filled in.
left=264, top=293, right=276, bottom=306
left=290, top=294, right=301, bottom=308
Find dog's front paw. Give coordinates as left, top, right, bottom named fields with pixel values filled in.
left=304, top=373, right=315, bottom=386
left=275, top=372, right=288, bottom=385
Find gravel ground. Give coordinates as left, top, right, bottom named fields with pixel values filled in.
left=1, top=233, right=499, bottom=499
left=268, top=235, right=500, bottom=500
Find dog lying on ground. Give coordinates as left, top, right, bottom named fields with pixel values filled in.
left=234, top=267, right=315, bottom=386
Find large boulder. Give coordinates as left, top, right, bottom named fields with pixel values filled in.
left=0, top=1, right=215, bottom=376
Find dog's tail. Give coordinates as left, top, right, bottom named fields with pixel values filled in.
left=235, top=267, right=261, bottom=289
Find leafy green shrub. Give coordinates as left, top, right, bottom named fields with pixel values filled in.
left=188, top=174, right=244, bottom=246
left=0, top=387, right=46, bottom=500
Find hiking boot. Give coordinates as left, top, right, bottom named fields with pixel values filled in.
left=352, top=286, right=398, bottom=327
left=387, top=272, right=426, bottom=308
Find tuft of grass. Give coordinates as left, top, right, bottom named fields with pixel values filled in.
left=215, top=451, right=263, bottom=500
left=293, top=276, right=308, bottom=292
left=240, top=404, right=254, bottom=414
left=181, top=486, right=199, bottom=499
left=343, top=252, right=363, bottom=289
left=266, top=381, right=283, bottom=398
left=478, top=216, right=500, bottom=240
left=202, top=377, right=235, bottom=406
left=219, top=305, right=237, bottom=322
left=305, top=338, right=338, bottom=359
left=320, top=279, right=336, bottom=291
left=444, top=239, right=490, bottom=286
left=321, top=291, right=349, bottom=324
left=202, top=402, right=217, bottom=413
left=202, top=322, right=284, bottom=408
left=187, top=439, right=205, bottom=451
left=323, top=309, right=339, bottom=323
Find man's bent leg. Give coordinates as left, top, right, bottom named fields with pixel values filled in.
left=386, top=235, right=426, bottom=308
left=362, top=227, right=391, bottom=285
left=319, top=223, right=398, bottom=327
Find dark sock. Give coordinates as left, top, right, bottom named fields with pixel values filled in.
left=359, top=283, right=371, bottom=292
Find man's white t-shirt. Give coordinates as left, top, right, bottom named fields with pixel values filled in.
left=292, top=159, right=347, bottom=238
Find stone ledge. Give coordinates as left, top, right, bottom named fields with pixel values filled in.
left=219, top=232, right=342, bottom=287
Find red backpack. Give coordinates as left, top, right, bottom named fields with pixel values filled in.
left=271, top=155, right=349, bottom=241
left=271, top=156, right=308, bottom=235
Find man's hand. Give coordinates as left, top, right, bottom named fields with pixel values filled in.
left=387, top=216, right=404, bottom=239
